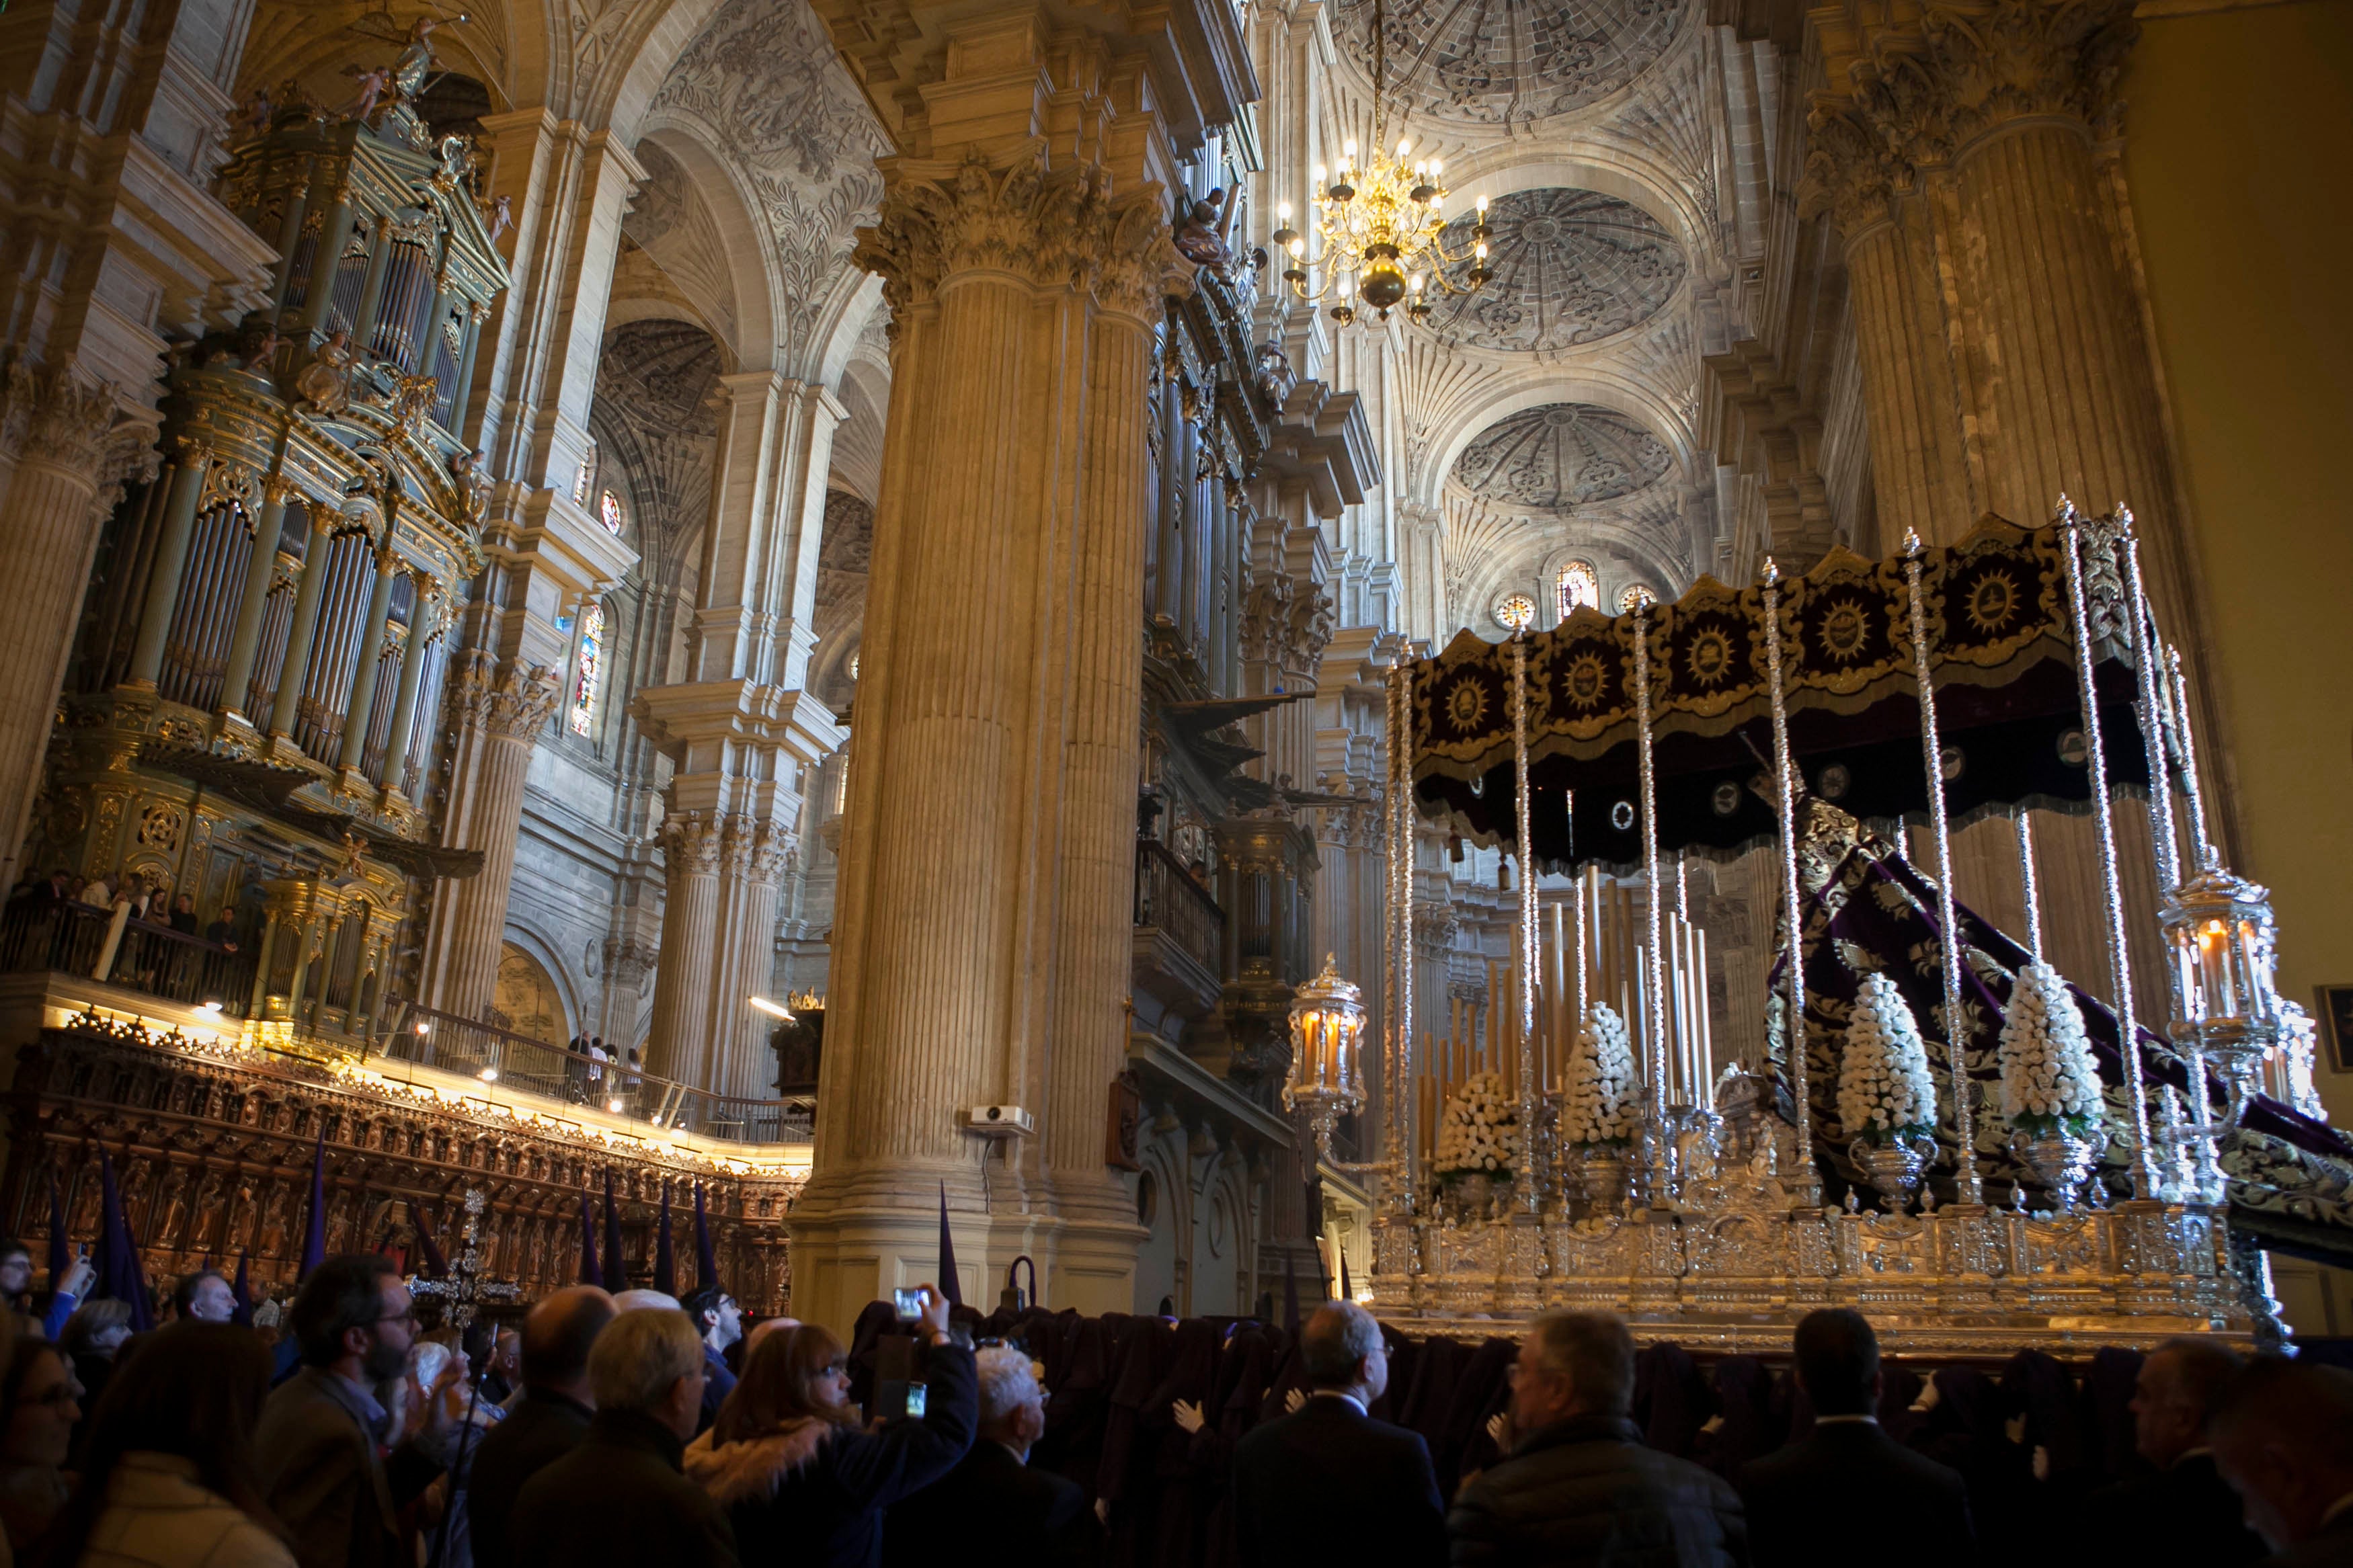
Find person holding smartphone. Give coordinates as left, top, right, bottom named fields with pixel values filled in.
left=684, top=1284, right=975, bottom=1568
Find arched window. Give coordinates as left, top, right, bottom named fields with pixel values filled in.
left=568, top=600, right=606, bottom=737
left=597, top=489, right=625, bottom=536
left=1556, top=560, right=1599, bottom=618
left=1618, top=583, right=1656, bottom=613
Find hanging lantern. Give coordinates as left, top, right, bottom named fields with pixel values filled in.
left=2159, top=862, right=2284, bottom=1097
left=1284, top=954, right=1367, bottom=1162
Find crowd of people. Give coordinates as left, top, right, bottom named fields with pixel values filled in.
left=0, top=1233, right=2343, bottom=1567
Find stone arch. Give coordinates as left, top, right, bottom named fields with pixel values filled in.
left=493, top=930, right=575, bottom=1043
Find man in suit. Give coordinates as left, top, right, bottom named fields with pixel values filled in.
left=2075, top=1336, right=2262, bottom=1566
left=1738, top=1309, right=1969, bottom=1568
left=468, top=1284, right=616, bottom=1568
left=883, top=1343, right=1101, bottom=1567
left=255, top=1253, right=453, bottom=1568
left=510, top=1307, right=736, bottom=1568
left=1451, top=1311, right=1742, bottom=1567
left=2212, top=1356, right=2353, bottom=1567
left=1234, top=1301, right=1446, bottom=1568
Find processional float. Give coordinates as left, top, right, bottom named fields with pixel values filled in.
left=1288, top=502, right=2352, bottom=1352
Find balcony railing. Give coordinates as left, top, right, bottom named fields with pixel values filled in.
left=1, top=899, right=813, bottom=1147
left=374, top=1001, right=815, bottom=1147
left=1, top=897, right=255, bottom=1012
left=1134, top=837, right=1224, bottom=977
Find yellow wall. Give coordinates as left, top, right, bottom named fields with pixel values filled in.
left=2122, top=0, right=2353, bottom=1331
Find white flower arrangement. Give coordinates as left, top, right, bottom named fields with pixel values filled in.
left=1997, top=961, right=2104, bottom=1137
left=1436, top=1070, right=1521, bottom=1178
left=1561, top=1003, right=1635, bottom=1147
left=1839, top=971, right=1940, bottom=1143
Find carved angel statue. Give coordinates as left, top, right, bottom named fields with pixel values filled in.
left=388, top=370, right=440, bottom=431
left=449, top=446, right=493, bottom=520
left=293, top=330, right=358, bottom=414
left=233, top=85, right=276, bottom=140
left=241, top=327, right=286, bottom=372
left=391, top=16, right=440, bottom=101
left=1173, top=187, right=1234, bottom=269
left=342, top=63, right=395, bottom=124
left=482, top=192, right=514, bottom=245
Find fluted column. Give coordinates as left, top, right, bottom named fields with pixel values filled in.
left=1804, top=0, right=2185, bottom=1057
left=413, top=654, right=562, bottom=1016
left=646, top=812, right=722, bottom=1081
left=791, top=69, right=1191, bottom=1325
left=1040, top=282, right=1158, bottom=1233
left=709, top=815, right=793, bottom=1102
left=0, top=360, right=128, bottom=891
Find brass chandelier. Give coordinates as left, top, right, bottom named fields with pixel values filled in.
left=1269, top=0, right=1493, bottom=325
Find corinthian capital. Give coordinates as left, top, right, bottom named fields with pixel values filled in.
left=448, top=651, right=564, bottom=739
left=855, top=144, right=1191, bottom=325
left=1804, top=0, right=2137, bottom=235
left=2, top=357, right=119, bottom=475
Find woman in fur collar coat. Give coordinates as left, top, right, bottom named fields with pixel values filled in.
left=685, top=1287, right=975, bottom=1568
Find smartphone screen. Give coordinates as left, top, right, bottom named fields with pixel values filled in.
left=891, top=1287, right=922, bottom=1321
left=905, top=1383, right=927, bottom=1418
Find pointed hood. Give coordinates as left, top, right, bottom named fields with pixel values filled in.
left=937, top=1182, right=961, bottom=1307
left=655, top=1178, right=676, bottom=1298
left=694, top=1182, right=717, bottom=1293
left=601, top=1169, right=626, bottom=1292
left=299, top=1130, right=327, bottom=1280
left=45, top=1170, right=67, bottom=1293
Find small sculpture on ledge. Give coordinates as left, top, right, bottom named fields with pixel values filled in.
left=482, top=193, right=514, bottom=246
left=294, top=330, right=358, bottom=415
left=1174, top=188, right=1234, bottom=270
left=341, top=63, right=395, bottom=124
left=387, top=371, right=440, bottom=433
left=232, top=85, right=275, bottom=141
left=391, top=16, right=440, bottom=101
left=448, top=446, right=492, bottom=521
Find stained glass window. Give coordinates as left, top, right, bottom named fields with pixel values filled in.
left=1494, top=593, right=1536, bottom=631
left=568, top=600, right=606, bottom=737
left=598, top=489, right=624, bottom=535
left=1619, top=583, right=1656, bottom=613
left=1556, top=560, right=1599, bottom=618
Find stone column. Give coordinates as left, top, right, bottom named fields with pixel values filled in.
left=1804, top=0, right=2182, bottom=1030
left=408, top=109, right=635, bottom=1020
left=646, top=812, right=721, bottom=1079
left=0, top=360, right=126, bottom=892
left=789, top=28, right=1203, bottom=1325
left=412, top=655, right=561, bottom=1017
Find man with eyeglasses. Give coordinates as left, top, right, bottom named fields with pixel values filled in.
left=256, top=1253, right=459, bottom=1568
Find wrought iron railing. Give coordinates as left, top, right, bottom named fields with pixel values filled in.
left=0, top=897, right=254, bottom=1013
left=374, top=1000, right=815, bottom=1146
left=1135, top=838, right=1224, bottom=976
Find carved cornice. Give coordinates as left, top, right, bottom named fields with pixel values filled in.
left=1802, top=0, right=2138, bottom=237
left=856, top=145, right=1190, bottom=327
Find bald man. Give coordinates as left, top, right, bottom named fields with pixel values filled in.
left=2076, top=1339, right=2262, bottom=1567
left=468, top=1287, right=616, bottom=1568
